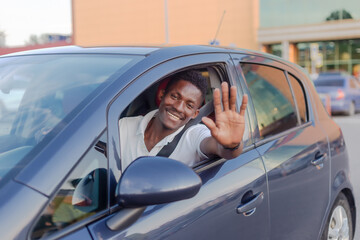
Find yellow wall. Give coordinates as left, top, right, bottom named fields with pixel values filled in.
left=72, top=0, right=259, bottom=50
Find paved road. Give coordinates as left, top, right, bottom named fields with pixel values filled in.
left=333, top=114, right=360, bottom=240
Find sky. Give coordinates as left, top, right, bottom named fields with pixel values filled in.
left=0, top=0, right=72, bottom=47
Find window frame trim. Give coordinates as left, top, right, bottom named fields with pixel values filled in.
left=236, top=60, right=313, bottom=144
left=285, top=71, right=302, bottom=125
left=285, top=71, right=310, bottom=124
left=254, top=121, right=312, bottom=148
left=240, top=62, right=300, bottom=140
left=107, top=53, right=239, bottom=180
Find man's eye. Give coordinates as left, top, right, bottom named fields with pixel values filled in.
left=171, top=94, right=178, bottom=100
left=187, top=103, right=194, bottom=109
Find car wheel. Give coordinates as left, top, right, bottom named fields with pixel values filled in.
left=321, top=193, right=353, bottom=240
left=346, top=102, right=355, bottom=116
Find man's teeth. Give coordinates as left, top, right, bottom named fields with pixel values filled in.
left=167, top=111, right=180, bottom=120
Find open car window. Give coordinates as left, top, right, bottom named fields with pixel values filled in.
left=118, top=65, right=250, bottom=170
left=121, top=67, right=220, bottom=118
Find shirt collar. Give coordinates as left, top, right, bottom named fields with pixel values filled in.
left=137, top=109, right=185, bottom=146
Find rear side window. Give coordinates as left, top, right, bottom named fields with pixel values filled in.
left=241, top=63, right=298, bottom=140
left=288, top=74, right=308, bottom=124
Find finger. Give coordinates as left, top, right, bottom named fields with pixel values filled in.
left=213, top=88, right=222, bottom=115
left=230, top=86, right=237, bottom=111
left=221, top=82, right=229, bottom=111
left=202, top=116, right=218, bottom=136
left=239, top=94, right=248, bottom=116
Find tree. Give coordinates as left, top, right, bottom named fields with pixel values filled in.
left=326, top=9, right=353, bottom=21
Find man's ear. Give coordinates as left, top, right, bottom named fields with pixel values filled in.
left=158, top=89, right=165, bottom=101
left=191, top=109, right=200, bottom=119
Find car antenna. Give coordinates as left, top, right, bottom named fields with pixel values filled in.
left=211, top=10, right=226, bottom=46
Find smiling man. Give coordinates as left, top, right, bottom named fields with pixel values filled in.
left=119, top=70, right=248, bottom=170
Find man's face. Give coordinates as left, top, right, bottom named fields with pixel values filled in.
left=158, top=79, right=203, bottom=130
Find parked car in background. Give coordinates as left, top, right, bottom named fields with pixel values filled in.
left=0, top=46, right=355, bottom=240
left=314, top=72, right=360, bottom=116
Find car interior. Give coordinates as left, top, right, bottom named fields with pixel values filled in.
left=119, top=65, right=250, bottom=168
left=120, top=66, right=223, bottom=119
left=119, top=66, right=227, bottom=166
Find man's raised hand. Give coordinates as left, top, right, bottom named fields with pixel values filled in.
left=202, top=82, right=248, bottom=150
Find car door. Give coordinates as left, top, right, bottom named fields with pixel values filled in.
left=232, top=54, right=330, bottom=240
left=87, top=53, right=270, bottom=239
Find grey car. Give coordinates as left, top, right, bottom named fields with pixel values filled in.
left=314, top=72, right=360, bottom=116
left=0, top=45, right=355, bottom=240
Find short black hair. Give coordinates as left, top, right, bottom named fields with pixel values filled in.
left=165, top=70, right=208, bottom=101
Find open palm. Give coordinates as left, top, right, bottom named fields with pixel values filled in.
left=202, top=82, right=248, bottom=149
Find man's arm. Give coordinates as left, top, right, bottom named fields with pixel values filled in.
left=200, top=82, right=248, bottom=159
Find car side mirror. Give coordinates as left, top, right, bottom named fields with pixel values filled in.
left=117, top=156, right=202, bottom=207
left=106, top=156, right=202, bottom=231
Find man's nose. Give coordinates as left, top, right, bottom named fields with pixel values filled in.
left=173, top=100, right=185, bottom=112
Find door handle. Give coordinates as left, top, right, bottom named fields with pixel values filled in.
left=311, top=152, right=327, bottom=169
left=237, top=191, right=264, bottom=216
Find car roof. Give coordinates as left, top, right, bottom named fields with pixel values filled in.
left=0, top=45, right=161, bottom=56
left=1, top=45, right=303, bottom=79
left=0, top=44, right=287, bottom=62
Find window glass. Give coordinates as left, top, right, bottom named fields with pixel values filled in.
left=31, top=133, right=108, bottom=239
left=0, top=54, right=143, bottom=186
left=241, top=63, right=298, bottom=139
left=260, top=0, right=360, bottom=28
left=324, top=42, right=336, bottom=61
left=269, top=44, right=282, bottom=58
left=351, top=39, right=360, bottom=59
left=288, top=74, right=308, bottom=123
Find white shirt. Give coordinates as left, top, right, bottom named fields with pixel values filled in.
left=119, top=110, right=211, bottom=170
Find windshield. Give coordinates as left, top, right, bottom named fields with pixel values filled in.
left=0, top=53, right=143, bottom=180
left=314, top=79, right=344, bottom=87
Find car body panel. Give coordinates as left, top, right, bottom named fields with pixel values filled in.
left=256, top=125, right=330, bottom=239
left=59, top=228, right=92, bottom=240
left=0, top=180, right=48, bottom=240
left=88, top=151, right=269, bottom=240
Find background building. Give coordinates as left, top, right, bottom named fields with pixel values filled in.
left=258, top=0, right=360, bottom=78
left=72, top=0, right=259, bottom=50
left=71, top=0, right=360, bottom=77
